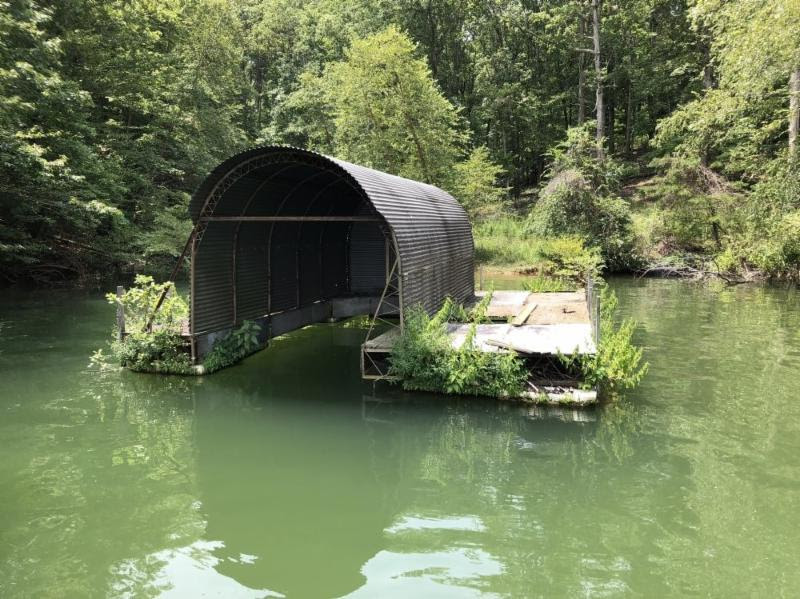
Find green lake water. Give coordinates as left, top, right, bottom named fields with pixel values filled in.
left=1, top=278, right=800, bottom=597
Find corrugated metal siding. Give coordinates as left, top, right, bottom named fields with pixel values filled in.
left=322, top=222, right=348, bottom=297
left=189, top=146, right=474, bottom=334
left=269, top=222, right=300, bottom=312
left=193, top=221, right=235, bottom=334
left=349, top=222, right=386, bottom=294
left=235, top=222, right=268, bottom=321
left=298, top=221, right=324, bottom=304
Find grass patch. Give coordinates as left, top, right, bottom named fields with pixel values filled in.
left=522, top=275, right=577, bottom=293
left=473, top=217, right=602, bottom=281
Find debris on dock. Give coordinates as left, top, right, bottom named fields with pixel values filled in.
left=362, top=287, right=600, bottom=405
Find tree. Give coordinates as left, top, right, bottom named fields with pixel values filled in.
left=591, top=0, right=604, bottom=159
left=691, top=0, right=800, bottom=155
left=293, top=26, right=466, bottom=185
left=450, top=147, right=508, bottom=220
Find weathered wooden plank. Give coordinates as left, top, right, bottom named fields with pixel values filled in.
left=512, top=302, right=537, bottom=326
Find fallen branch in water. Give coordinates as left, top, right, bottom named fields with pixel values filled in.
left=636, top=263, right=751, bottom=285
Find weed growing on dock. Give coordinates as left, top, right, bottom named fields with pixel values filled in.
left=388, top=293, right=526, bottom=398
left=564, top=286, right=648, bottom=396
left=202, top=321, right=262, bottom=373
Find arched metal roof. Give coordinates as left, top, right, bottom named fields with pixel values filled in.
left=189, top=146, right=474, bottom=336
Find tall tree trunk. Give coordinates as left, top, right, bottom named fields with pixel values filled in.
left=608, top=93, right=615, bottom=154
left=591, top=0, right=604, bottom=160
left=703, top=64, right=714, bottom=90
left=577, top=14, right=586, bottom=124
left=699, top=52, right=715, bottom=166
left=790, top=67, right=800, bottom=156
left=624, top=81, right=633, bottom=155
left=698, top=44, right=715, bottom=166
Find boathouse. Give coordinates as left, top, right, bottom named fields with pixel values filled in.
left=188, top=146, right=474, bottom=361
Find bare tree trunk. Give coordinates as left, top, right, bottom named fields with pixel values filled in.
left=577, top=14, right=586, bottom=124
left=624, top=81, right=633, bottom=155
left=790, top=67, right=800, bottom=156
left=608, top=93, right=615, bottom=153
left=703, top=64, right=714, bottom=90
left=591, top=0, right=604, bottom=160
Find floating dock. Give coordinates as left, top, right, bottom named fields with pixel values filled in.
left=361, top=288, right=600, bottom=405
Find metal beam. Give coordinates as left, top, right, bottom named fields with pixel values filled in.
left=200, top=216, right=381, bottom=223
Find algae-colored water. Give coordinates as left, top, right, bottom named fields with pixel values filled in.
left=1, top=278, right=800, bottom=597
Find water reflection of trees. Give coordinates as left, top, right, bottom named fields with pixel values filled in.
left=359, top=393, right=655, bottom=597
left=0, top=369, right=202, bottom=598
left=18, top=289, right=800, bottom=598
left=611, top=277, right=800, bottom=595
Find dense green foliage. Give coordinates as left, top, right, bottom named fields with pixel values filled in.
left=527, top=128, right=636, bottom=270
left=584, top=287, right=648, bottom=394
left=389, top=294, right=527, bottom=398
left=202, top=320, right=262, bottom=373
left=94, top=275, right=261, bottom=373
left=1, top=0, right=244, bottom=283
left=474, top=219, right=601, bottom=278
left=97, top=275, right=193, bottom=373
left=560, top=286, right=648, bottom=395
left=2, top=0, right=798, bottom=283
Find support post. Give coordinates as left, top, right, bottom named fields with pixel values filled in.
left=116, top=286, right=125, bottom=341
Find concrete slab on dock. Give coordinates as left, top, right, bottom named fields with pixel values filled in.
left=361, top=289, right=599, bottom=404
left=474, top=290, right=591, bottom=325
left=364, top=322, right=595, bottom=355
left=365, top=290, right=596, bottom=356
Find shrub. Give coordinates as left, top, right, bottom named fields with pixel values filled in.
left=569, top=286, right=648, bottom=396
left=473, top=216, right=602, bottom=278
left=528, top=128, right=636, bottom=271
left=739, top=158, right=800, bottom=277
left=109, top=329, right=193, bottom=374
left=638, top=156, right=743, bottom=255
left=522, top=275, right=576, bottom=293
left=202, top=320, right=263, bottom=373
left=97, top=275, right=193, bottom=374
left=389, top=293, right=526, bottom=398
left=450, top=146, right=509, bottom=220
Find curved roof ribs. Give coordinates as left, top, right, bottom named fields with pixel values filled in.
left=150, top=146, right=474, bottom=362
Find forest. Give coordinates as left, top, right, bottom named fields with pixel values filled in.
left=1, top=0, right=799, bottom=285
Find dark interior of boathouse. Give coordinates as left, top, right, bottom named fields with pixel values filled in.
left=187, top=146, right=474, bottom=358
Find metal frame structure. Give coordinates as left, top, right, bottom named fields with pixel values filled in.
left=146, top=146, right=472, bottom=367
left=361, top=238, right=403, bottom=380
